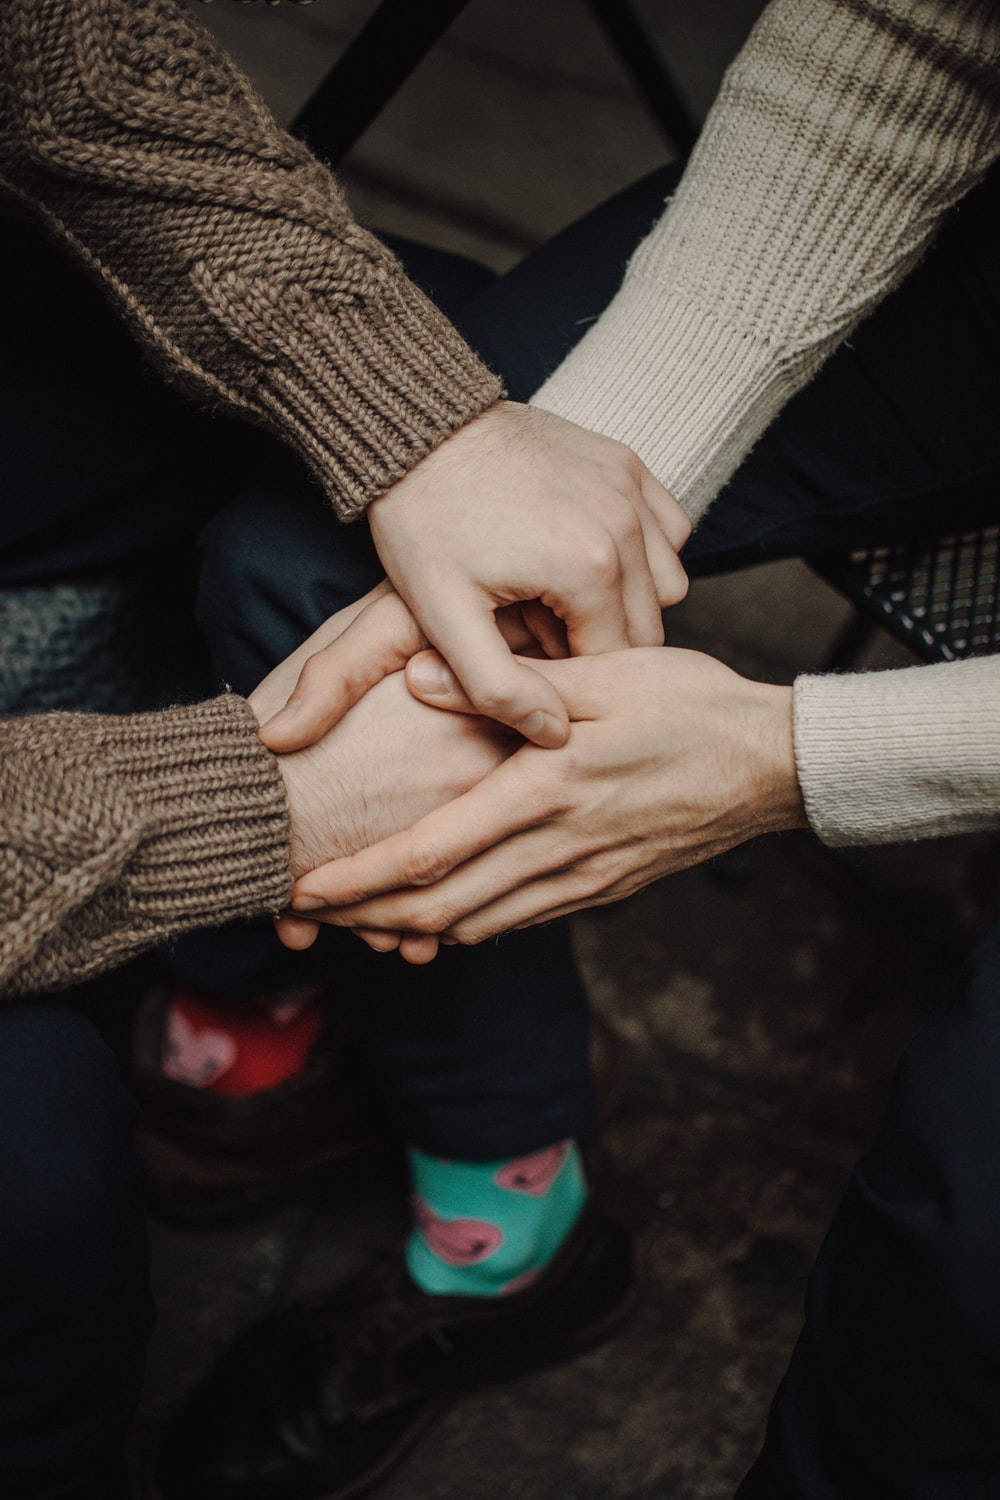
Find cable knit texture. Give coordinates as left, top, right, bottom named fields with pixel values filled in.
left=0, top=695, right=291, bottom=997
left=794, top=660, right=1000, bottom=846
left=0, top=0, right=502, bottom=518
left=533, top=0, right=1000, bottom=522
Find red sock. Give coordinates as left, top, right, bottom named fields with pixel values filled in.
left=161, top=985, right=323, bottom=1095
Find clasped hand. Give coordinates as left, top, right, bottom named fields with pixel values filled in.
left=282, top=648, right=805, bottom=960
left=250, top=400, right=802, bottom=961
left=261, top=402, right=691, bottom=753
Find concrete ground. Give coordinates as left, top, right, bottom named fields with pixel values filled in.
left=128, top=4, right=1000, bottom=1497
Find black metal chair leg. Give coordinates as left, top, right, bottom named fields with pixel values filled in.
left=292, top=0, right=698, bottom=169
left=586, top=0, right=699, bottom=156
left=291, top=0, right=473, bottom=164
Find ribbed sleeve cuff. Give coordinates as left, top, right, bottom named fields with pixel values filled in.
left=793, top=659, right=1000, bottom=847
left=531, top=283, right=818, bottom=522
left=1, top=695, right=292, bottom=996
left=196, top=262, right=504, bottom=520
left=112, top=694, right=292, bottom=926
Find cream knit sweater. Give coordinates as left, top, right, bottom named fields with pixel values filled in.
left=535, top=0, right=1000, bottom=846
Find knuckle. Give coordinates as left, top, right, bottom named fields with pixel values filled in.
left=404, top=845, right=450, bottom=887
left=621, top=447, right=647, bottom=484
left=628, top=513, right=647, bottom=552
left=580, top=533, right=621, bottom=587
left=467, top=685, right=518, bottom=722
left=604, top=439, right=644, bottom=482
left=591, top=849, right=627, bottom=888
left=450, top=919, right=485, bottom=946
left=611, top=498, right=644, bottom=548
left=296, top=652, right=330, bottom=692
left=598, top=433, right=632, bottom=462
left=410, top=901, right=453, bottom=935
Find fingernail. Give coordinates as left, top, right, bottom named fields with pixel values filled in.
left=518, top=710, right=565, bottom=745
left=409, top=657, right=454, bottom=695
left=291, top=895, right=325, bottom=912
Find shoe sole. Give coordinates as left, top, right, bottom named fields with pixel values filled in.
left=316, top=1277, right=638, bottom=1500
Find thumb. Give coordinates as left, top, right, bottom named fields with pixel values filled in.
left=260, top=592, right=426, bottom=751
left=411, top=594, right=570, bottom=746
left=273, top=912, right=319, bottom=950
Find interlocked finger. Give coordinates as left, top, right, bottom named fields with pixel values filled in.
left=315, top=823, right=582, bottom=937
left=292, top=754, right=555, bottom=911
left=261, top=591, right=426, bottom=751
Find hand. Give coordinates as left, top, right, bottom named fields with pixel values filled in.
left=248, top=598, right=513, bottom=959
left=261, top=402, right=691, bottom=755
left=257, top=586, right=560, bottom=753
left=369, top=402, right=691, bottom=746
left=288, top=648, right=807, bottom=952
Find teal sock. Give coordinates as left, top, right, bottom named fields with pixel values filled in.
left=405, top=1140, right=587, bottom=1298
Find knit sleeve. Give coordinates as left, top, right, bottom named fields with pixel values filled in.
left=792, top=658, right=1000, bottom=846
left=0, top=0, right=502, bottom=520
left=0, top=694, right=291, bottom=997
left=533, top=0, right=1000, bottom=522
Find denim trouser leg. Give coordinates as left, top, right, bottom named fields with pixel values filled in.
left=180, top=488, right=598, bottom=1161
left=737, top=918, right=1000, bottom=1499
left=0, top=1004, right=152, bottom=1500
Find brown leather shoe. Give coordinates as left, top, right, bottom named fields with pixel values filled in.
left=130, top=986, right=393, bottom=1224
left=156, top=1199, right=634, bottom=1500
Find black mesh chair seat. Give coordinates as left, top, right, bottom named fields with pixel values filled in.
left=812, top=525, right=1000, bottom=665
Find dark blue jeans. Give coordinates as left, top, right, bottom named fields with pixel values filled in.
left=0, top=1005, right=150, bottom=1500
left=737, top=925, right=1000, bottom=1500
left=175, top=483, right=595, bottom=1162
left=1, top=152, right=998, bottom=1494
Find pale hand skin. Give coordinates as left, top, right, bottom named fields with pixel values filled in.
left=257, top=581, right=556, bottom=766
left=289, top=647, right=808, bottom=957
left=247, top=595, right=513, bottom=958
left=262, top=401, right=692, bottom=755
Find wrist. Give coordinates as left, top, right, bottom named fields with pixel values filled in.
left=248, top=692, right=307, bottom=877
left=368, top=399, right=512, bottom=521
left=745, top=683, right=807, bottom=835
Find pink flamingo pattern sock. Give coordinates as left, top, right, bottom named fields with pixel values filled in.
left=405, top=1140, right=587, bottom=1297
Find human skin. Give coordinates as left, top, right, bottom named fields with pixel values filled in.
left=262, top=402, right=692, bottom=753
left=247, top=594, right=515, bottom=959
left=286, top=647, right=807, bottom=958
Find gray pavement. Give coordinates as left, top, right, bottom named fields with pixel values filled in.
left=134, top=6, right=1000, bottom=1497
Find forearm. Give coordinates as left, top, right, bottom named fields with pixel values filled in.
left=793, top=657, right=1000, bottom=845
left=0, top=695, right=290, bottom=997
left=534, top=0, right=1000, bottom=520
left=0, top=0, right=501, bottom=517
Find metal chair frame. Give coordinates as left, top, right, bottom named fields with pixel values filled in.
left=813, top=526, right=1000, bottom=669
left=290, top=0, right=697, bottom=163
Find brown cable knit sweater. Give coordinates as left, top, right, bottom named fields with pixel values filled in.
left=9, top=1, right=996, bottom=993
left=0, top=0, right=502, bottom=518
left=0, top=696, right=290, bottom=997
left=0, top=0, right=507, bottom=996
